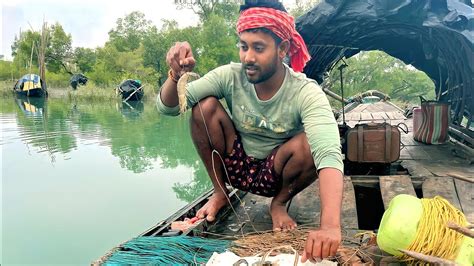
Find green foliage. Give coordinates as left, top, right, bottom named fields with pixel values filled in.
left=1, top=3, right=434, bottom=107
left=66, top=82, right=117, bottom=102
left=0, top=80, right=16, bottom=97
left=178, top=0, right=239, bottom=23
left=290, top=0, right=321, bottom=18
left=11, top=30, right=41, bottom=69
left=45, top=71, right=71, bottom=88
left=0, top=61, right=21, bottom=80
left=73, top=47, right=97, bottom=73
left=327, top=51, right=435, bottom=104
left=108, top=11, right=152, bottom=52
left=194, top=14, right=239, bottom=74
left=46, top=23, right=73, bottom=73
left=142, top=21, right=201, bottom=83
left=11, top=23, right=72, bottom=74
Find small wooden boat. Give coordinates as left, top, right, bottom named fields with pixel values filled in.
left=13, top=74, right=46, bottom=97
left=94, top=97, right=473, bottom=264
left=116, top=79, right=144, bottom=101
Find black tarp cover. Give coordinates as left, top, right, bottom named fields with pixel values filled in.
left=119, top=79, right=142, bottom=93
left=296, top=0, right=473, bottom=124
left=70, top=73, right=88, bottom=90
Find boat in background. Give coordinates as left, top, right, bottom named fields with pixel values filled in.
left=13, top=74, right=47, bottom=97
left=116, top=79, right=144, bottom=101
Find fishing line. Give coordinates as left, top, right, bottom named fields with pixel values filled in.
left=176, top=69, right=259, bottom=235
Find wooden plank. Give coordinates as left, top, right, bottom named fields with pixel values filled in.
left=399, top=148, right=412, bottom=160
left=209, top=193, right=273, bottom=235
left=401, top=133, right=419, bottom=146
left=420, top=161, right=474, bottom=178
left=360, top=112, right=373, bottom=121
left=352, top=111, right=362, bottom=122
left=341, top=176, right=358, bottom=229
left=406, top=145, right=431, bottom=160
left=288, top=177, right=358, bottom=229
left=372, top=112, right=388, bottom=120
left=419, top=145, right=453, bottom=161
left=346, top=112, right=361, bottom=121
left=453, top=178, right=474, bottom=223
left=422, top=177, right=462, bottom=210
left=388, top=119, right=407, bottom=126
left=379, top=175, right=417, bottom=209
left=385, top=111, right=398, bottom=120
left=401, top=160, right=434, bottom=177
left=386, top=111, right=405, bottom=120
left=288, top=179, right=320, bottom=226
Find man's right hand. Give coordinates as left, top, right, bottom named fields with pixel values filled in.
left=166, top=41, right=196, bottom=77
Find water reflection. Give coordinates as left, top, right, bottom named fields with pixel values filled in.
left=3, top=97, right=211, bottom=201
left=15, top=95, right=45, bottom=116
left=12, top=96, right=77, bottom=160
left=118, top=100, right=144, bottom=120
left=2, top=96, right=214, bottom=264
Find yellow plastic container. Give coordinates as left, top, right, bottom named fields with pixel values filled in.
left=377, top=194, right=474, bottom=265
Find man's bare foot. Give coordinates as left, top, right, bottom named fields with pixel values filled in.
left=196, top=192, right=228, bottom=222
left=270, top=201, right=297, bottom=231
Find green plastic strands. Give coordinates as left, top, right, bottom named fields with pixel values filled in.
left=105, top=236, right=230, bottom=265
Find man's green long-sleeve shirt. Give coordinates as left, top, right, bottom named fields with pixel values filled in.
left=157, top=63, right=343, bottom=173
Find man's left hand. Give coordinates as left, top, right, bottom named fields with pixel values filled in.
left=301, top=226, right=341, bottom=262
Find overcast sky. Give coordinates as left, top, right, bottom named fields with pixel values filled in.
left=1, top=0, right=298, bottom=60
left=0, top=0, right=199, bottom=60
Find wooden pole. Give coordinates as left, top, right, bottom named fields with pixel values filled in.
left=39, top=19, right=48, bottom=95
left=123, top=85, right=143, bottom=102
left=447, top=173, right=474, bottom=183
left=447, top=221, right=474, bottom=238
left=399, top=249, right=459, bottom=265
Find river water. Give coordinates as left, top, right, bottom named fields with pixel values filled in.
left=0, top=96, right=210, bottom=265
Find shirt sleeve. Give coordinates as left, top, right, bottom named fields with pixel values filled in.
left=156, top=65, right=232, bottom=116
left=298, top=82, right=344, bottom=174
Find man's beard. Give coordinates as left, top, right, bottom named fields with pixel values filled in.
left=243, top=54, right=279, bottom=84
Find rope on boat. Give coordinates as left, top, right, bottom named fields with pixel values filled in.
left=105, top=236, right=231, bottom=264
left=401, top=196, right=468, bottom=263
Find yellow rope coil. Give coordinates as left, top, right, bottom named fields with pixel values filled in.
left=402, top=196, right=468, bottom=263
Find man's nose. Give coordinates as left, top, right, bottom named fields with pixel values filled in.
left=244, top=49, right=256, bottom=64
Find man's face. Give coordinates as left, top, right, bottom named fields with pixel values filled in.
left=238, top=31, right=280, bottom=84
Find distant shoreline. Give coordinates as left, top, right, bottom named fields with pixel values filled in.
left=0, top=80, right=157, bottom=102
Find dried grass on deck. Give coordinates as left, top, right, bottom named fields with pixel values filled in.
left=228, top=226, right=375, bottom=265
left=230, top=228, right=309, bottom=257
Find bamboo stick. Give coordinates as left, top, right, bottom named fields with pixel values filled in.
left=449, top=126, right=474, bottom=146
left=123, top=85, right=144, bottom=102
left=399, top=249, right=458, bottom=265
left=447, top=173, right=474, bottom=183
left=322, top=88, right=349, bottom=104
left=447, top=221, right=474, bottom=238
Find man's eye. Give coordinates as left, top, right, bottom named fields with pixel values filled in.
left=237, top=43, right=248, bottom=51
left=255, top=46, right=264, bottom=52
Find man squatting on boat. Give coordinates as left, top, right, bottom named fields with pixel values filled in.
left=157, top=0, right=344, bottom=262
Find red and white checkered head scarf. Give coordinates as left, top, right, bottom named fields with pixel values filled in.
left=236, top=7, right=311, bottom=72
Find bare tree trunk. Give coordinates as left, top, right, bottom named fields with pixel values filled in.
left=39, top=20, right=48, bottom=95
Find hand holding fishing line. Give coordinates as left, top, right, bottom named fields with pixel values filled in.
left=166, top=41, right=195, bottom=78
left=166, top=41, right=200, bottom=114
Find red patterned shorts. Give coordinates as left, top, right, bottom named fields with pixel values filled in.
left=223, top=134, right=281, bottom=197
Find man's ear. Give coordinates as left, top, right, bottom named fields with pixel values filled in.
left=278, top=40, right=290, bottom=59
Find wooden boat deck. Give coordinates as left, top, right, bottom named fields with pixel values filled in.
left=204, top=117, right=473, bottom=237
left=94, top=105, right=473, bottom=264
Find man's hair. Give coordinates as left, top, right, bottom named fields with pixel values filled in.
left=240, top=0, right=287, bottom=12
left=239, top=0, right=286, bottom=45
